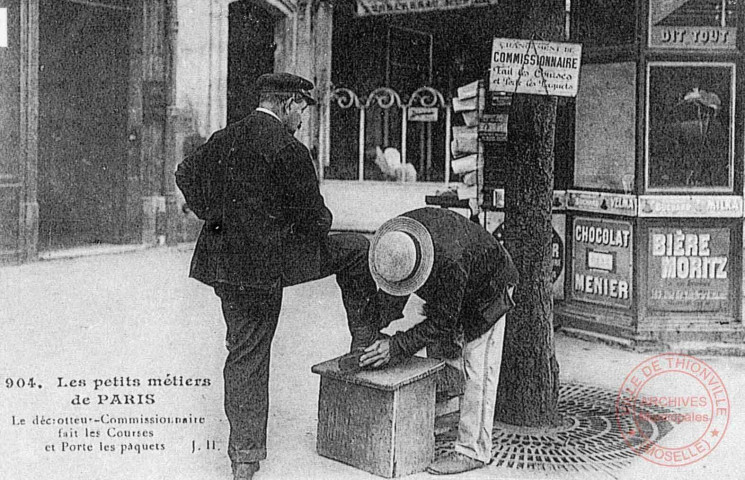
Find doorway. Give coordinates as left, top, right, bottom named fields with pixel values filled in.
left=227, top=0, right=276, bottom=125
left=37, top=0, right=131, bottom=250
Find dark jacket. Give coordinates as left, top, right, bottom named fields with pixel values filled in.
left=389, top=208, right=519, bottom=360
left=175, top=111, right=332, bottom=288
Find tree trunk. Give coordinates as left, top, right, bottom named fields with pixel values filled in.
left=495, top=0, right=565, bottom=428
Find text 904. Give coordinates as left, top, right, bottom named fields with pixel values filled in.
left=3, top=377, right=42, bottom=389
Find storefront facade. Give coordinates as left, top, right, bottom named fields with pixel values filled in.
left=557, top=0, right=745, bottom=347
left=0, top=0, right=178, bottom=261
left=4, top=0, right=744, bottom=347
left=0, top=0, right=326, bottom=260
left=172, top=0, right=530, bottom=232
left=319, top=0, right=526, bottom=229
left=312, top=0, right=745, bottom=347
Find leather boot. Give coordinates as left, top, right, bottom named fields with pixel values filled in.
left=232, top=462, right=259, bottom=480
left=347, top=295, right=381, bottom=351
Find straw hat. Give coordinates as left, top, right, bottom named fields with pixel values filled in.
left=369, top=216, right=434, bottom=296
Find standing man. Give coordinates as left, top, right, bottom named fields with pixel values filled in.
left=175, top=73, right=380, bottom=480
left=361, top=207, right=519, bottom=475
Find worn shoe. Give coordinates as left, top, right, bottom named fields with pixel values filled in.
left=426, top=451, right=485, bottom=475
left=232, top=462, right=259, bottom=480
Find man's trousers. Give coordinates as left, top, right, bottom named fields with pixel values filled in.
left=447, top=317, right=506, bottom=464
left=214, top=233, right=379, bottom=465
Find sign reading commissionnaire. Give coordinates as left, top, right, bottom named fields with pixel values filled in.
left=490, top=38, right=582, bottom=97
left=356, top=0, right=501, bottom=16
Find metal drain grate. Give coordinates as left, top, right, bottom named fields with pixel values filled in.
left=434, top=382, right=677, bottom=475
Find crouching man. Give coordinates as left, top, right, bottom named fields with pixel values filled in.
left=360, top=207, right=519, bottom=475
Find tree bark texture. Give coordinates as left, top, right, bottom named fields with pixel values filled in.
left=495, top=0, right=565, bottom=428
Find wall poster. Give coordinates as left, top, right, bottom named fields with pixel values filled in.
left=647, top=226, right=732, bottom=313
left=574, top=62, right=636, bottom=191
left=571, top=217, right=634, bottom=309
left=649, top=0, right=738, bottom=49
left=646, top=63, right=735, bottom=191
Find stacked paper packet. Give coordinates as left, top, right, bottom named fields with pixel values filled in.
left=451, top=81, right=482, bottom=200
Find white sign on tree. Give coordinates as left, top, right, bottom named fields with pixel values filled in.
left=489, top=38, right=582, bottom=97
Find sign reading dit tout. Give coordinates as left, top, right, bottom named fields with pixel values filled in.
left=489, top=38, right=582, bottom=97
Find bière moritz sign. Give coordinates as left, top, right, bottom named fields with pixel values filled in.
left=648, top=227, right=731, bottom=313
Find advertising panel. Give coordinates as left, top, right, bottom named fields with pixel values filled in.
left=479, top=92, right=511, bottom=143
left=649, top=0, right=737, bottom=49
left=356, top=0, right=501, bottom=16
left=492, top=220, right=564, bottom=299
left=647, top=226, right=731, bottom=312
left=571, top=217, right=634, bottom=309
left=646, top=63, right=735, bottom=191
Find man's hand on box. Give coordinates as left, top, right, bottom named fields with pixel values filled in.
left=360, top=339, right=391, bottom=369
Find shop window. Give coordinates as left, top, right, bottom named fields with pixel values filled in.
left=326, top=25, right=448, bottom=183
left=386, top=26, right=432, bottom=93
left=574, top=62, right=636, bottom=191
left=385, top=27, right=445, bottom=182
left=327, top=4, right=516, bottom=184
left=326, top=90, right=361, bottom=181
left=572, top=0, right=636, bottom=48
left=646, top=63, right=734, bottom=191
left=326, top=86, right=448, bottom=183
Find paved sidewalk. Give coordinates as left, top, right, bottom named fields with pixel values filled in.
left=0, top=245, right=743, bottom=480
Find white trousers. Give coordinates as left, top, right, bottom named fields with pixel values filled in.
left=444, top=316, right=506, bottom=464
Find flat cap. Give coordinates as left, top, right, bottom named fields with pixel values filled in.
left=255, top=72, right=317, bottom=106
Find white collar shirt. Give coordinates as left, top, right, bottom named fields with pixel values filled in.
left=255, top=107, right=281, bottom=122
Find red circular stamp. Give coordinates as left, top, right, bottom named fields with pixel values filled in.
left=615, top=353, right=730, bottom=467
